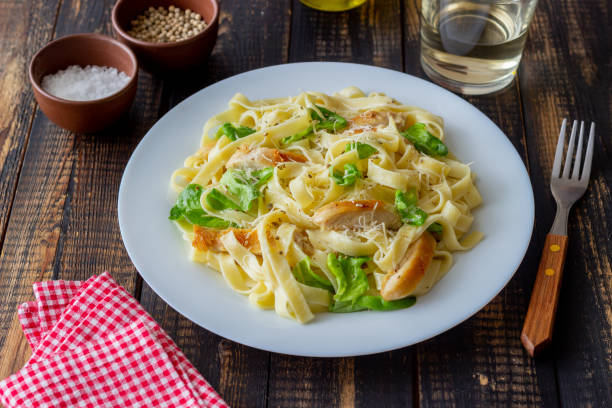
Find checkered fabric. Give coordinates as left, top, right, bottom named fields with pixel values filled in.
left=17, top=301, right=41, bottom=350
left=33, top=279, right=85, bottom=335
left=2, top=273, right=228, bottom=408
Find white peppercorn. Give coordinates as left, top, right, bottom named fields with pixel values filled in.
left=126, top=6, right=208, bottom=43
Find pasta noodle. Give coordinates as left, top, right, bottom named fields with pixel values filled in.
left=169, top=87, right=483, bottom=323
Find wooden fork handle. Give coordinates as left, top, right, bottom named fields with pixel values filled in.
left=521, top=234, right=569, bottom=357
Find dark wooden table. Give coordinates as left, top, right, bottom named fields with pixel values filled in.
left=0, top=0, right=610, bottom=406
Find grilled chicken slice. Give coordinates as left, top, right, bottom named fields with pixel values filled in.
left=192, top=225, right=314, bottom=256
left=193, top=226, right=261, bottom=254
left=226, top=145, right=307, bottom=170
left=351, top=110, right=406, bottom=130
left=312, top=200, right=402, bottom=231
left=380, top=232, right=436, bottom=301
left=293, top=229, right=315, bottom=256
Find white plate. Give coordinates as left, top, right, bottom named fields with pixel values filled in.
left=118, top=62, right=534, bottom=357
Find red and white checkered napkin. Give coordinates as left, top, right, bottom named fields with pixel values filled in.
left=2, top=272, right=229, bottom=408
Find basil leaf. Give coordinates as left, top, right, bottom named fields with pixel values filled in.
left=206, top=188, right=241, bottom=211
left=345, top=141, right=377, bottom=159
left=282, top=106, right=348, bottom=145
left=281, top=125, right=314, bottom=145
left=168, top=184, right=232, bottom=229
left=329, top=300, right=368, bottom=313
left=169, top=184, right=204, bottom=219
left=177, top=184, right=204, bottom=212
left=185, top=209, right=233, bottom=228
left=312, top=105, right=348, bottom=133
left=216, top=123, right=256, bottom=141
left=356, top=295, right=416, bottom=311
left=427, top=222, right=443, bottom=233
left=395, top=189, right=428, bottom=226
left=253, top=167, right=274, bottom=187
left=330, top=295, right=416, bottom=313
left=326, top=252, right=418, bottom=314
left=292, top=257, right=334, bottom=291
left=330, top=163, right=362, bottom=186
left=169, top=205, right=183, bottom=220
left=220, top=168, right=274, bottom=211
left=327, top=253, right=370, bottom=303
left=401, top=123, right=448, bottom=156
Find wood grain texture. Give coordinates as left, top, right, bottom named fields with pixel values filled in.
left=0, top=0, right=61, bottom=243
left=522, top=234, right=569, bottom=357
left=402, top=0, right=559, bottom=406
left=0, top=0, right=63, bottom=378
left=136, top=1, right=291, bottom=407
left=0, top=0, right=163, bottom=381
left=290, top=0, right=402, bottom=70
left=519, top=0, right=612, bottom=405
left=49, top=0, right=164, bottom=289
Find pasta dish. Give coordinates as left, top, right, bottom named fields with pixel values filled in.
left=169, top=87, right=482, bottom=323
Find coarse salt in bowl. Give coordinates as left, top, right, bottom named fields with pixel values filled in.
left=41, top=65, right=131, bottom=102
left=29, top=33, right=139, bottom=133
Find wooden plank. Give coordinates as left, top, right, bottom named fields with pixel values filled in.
left=0, top=0, right=163, bottom=379
left=402, top=0, right=560, bottom=406
left=0, top=0, right=61, bottom=242
left=137, top=1, right=291, bottom=406
left=290, top=0, right=402, bottom=69
left=38, top=0, right=165, bottom=293
left=267, top=2, right=408, bottom=408
left=49, top=0, right=164, bottom=289
left=519, top=0, right=612, bottom=405
left=0, top=0, right=63, bottom=377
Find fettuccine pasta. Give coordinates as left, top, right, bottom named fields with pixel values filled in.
left=168, top=87, right=483, bottom=323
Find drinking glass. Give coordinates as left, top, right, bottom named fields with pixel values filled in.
left=420, top=0, right=538, bottom=95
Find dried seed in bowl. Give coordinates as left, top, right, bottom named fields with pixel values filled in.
left=126, top=5, right=208, bottom=43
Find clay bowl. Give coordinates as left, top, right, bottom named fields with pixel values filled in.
left=112, top=0, right=219, bottom=73
left=29, top=33, right=138, bottom=133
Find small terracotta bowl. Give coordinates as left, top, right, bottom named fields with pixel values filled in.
left=29, top=33, right=138, bottom=133
left=111, top=0, right=219, bottom=72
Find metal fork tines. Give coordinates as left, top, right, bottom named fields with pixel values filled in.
left=550, top=119, right=595, bottom=235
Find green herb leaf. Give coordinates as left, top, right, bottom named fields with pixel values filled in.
left=401, top=123, right=448, bottom=156
left=281, top=125, right=314, bottom=145
left=427, top=222, right=443, bottom=233
left=169, top=205, right=183, bottom=220
left=329, top=300, right=368, bottom=313
left=292, top=257, right=334, bottom=291
left=253, top=167, right=274, bottom=187
left=206, top=188, right=241, bottom=211
left=326, top=252, right=419, bottom=314
left=185, top=209, right=233, bottom=228
left=312, top=105, right=348, bottom=133
left=327, top=253, right=370, bottom=303
left=216, top=123, right=256, bottom=141
left=395, top=189, right=428, bottom=226
left=220, top=168, right=274, bottom=211
left=330, top=163, right=362, bottom=186
left=282, top=106, right=348, bottom=145
left=345, top=141, right=378, bottom=159
left=356, top=295, right=416, bottom=311
left=168, top=184, right=231, bottom=228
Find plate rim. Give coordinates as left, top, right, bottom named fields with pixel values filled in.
left=118, top=61, right=535, bottom=357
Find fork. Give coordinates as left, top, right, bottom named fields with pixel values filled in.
left=521, top=119, right=595, bottom=357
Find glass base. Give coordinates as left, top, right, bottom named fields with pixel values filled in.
left=421, top=56, right=516, bottom=96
